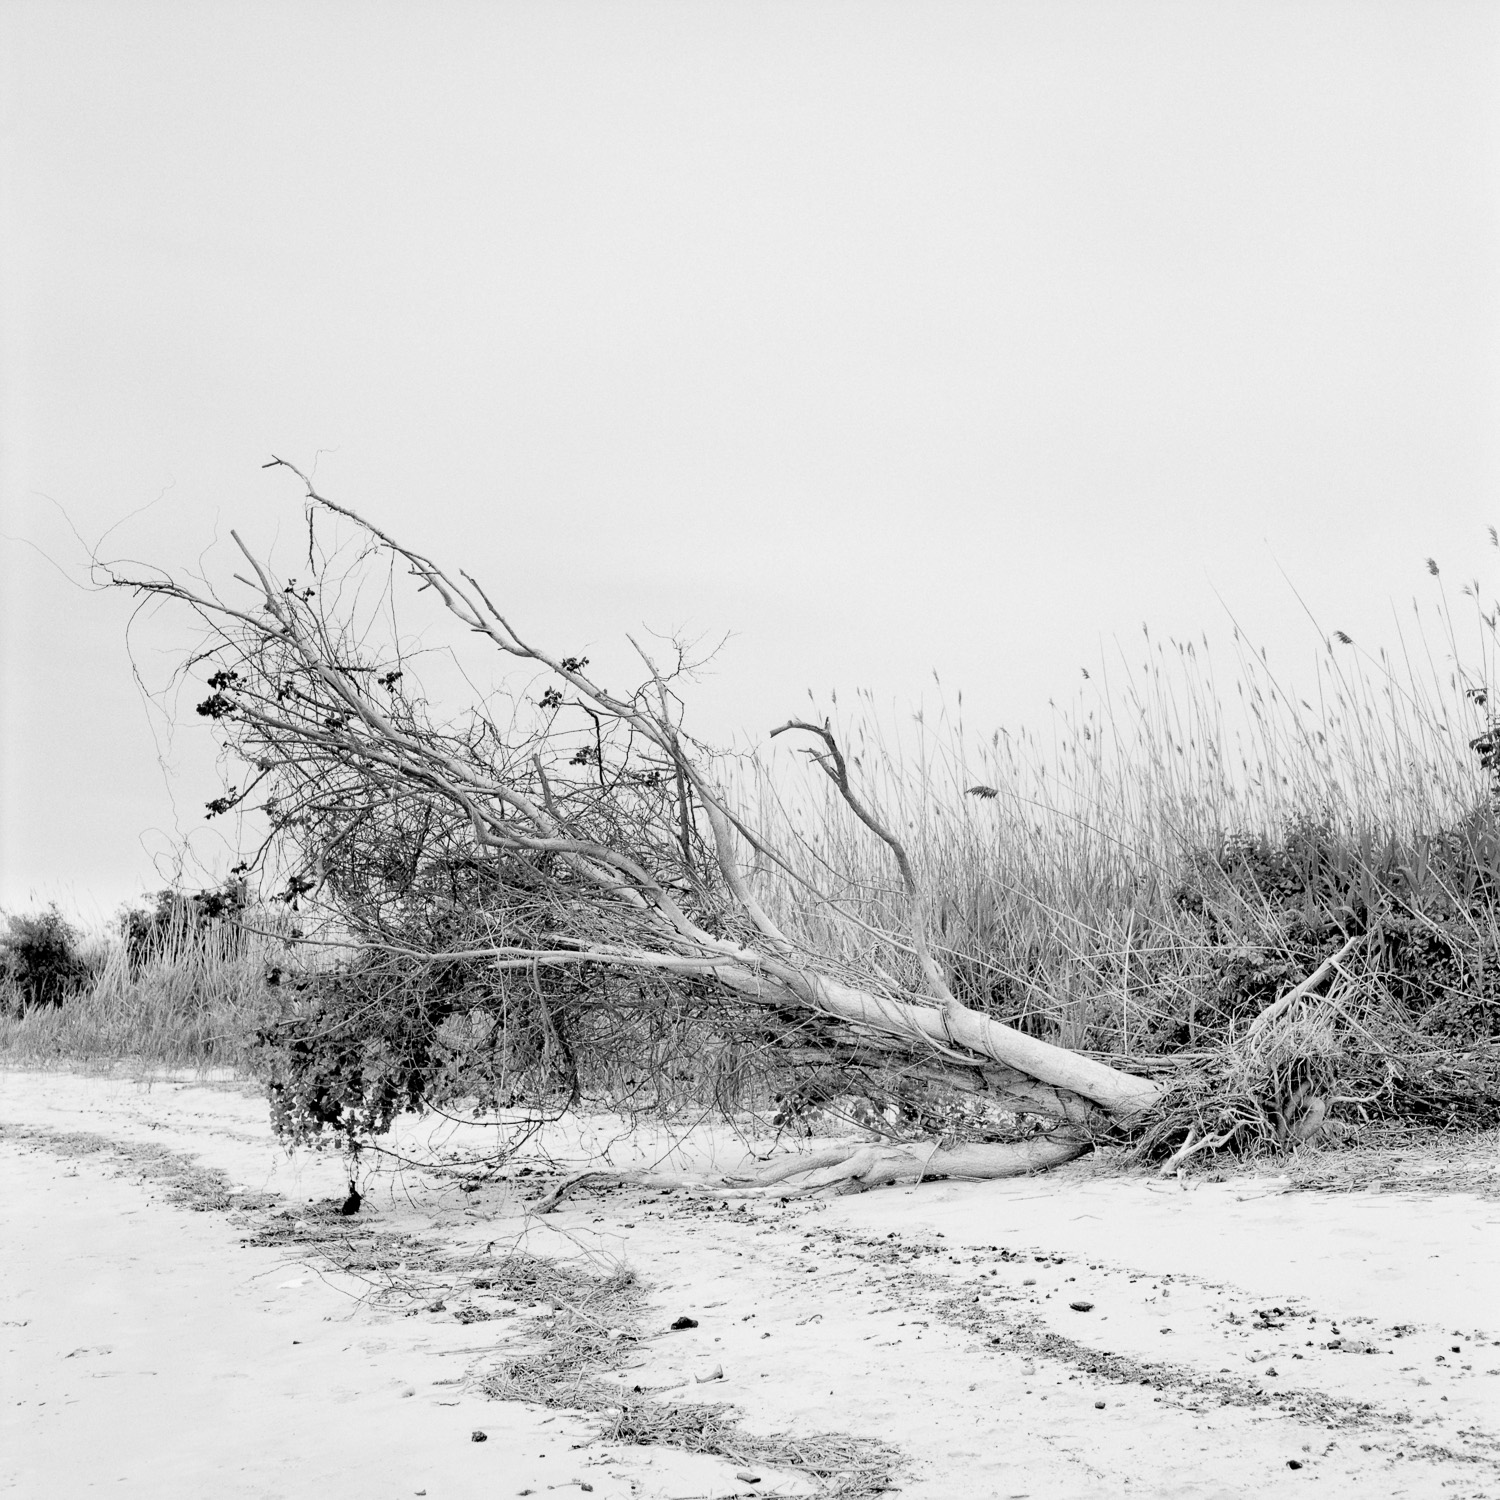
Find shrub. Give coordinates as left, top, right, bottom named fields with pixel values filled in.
left=253, top=938, right=775, bottom=1149
left=0, top=906, right=90, bottom=1013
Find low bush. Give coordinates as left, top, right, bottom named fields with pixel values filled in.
left=254, top=938, right=779, bottom=1148
left=0, top=906, right=92, bottom=1013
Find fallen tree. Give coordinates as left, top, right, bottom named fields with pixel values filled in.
left=107, top=461, right=1385, bottom=1193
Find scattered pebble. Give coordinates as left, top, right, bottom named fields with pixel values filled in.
left=670, top=1315, right=699, bottom=1330
left=1070, top=1301, right=1095, bottom=1313
left=471, top=1430, right=487, bottom=1443
left=1094, top=1401, right=1106, bottom=1409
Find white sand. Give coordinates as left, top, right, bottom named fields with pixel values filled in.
left=3, top=1069, right=1498, bottom=1499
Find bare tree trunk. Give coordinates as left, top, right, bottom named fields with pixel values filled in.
left=706, top=961, right=1158, bottom=1118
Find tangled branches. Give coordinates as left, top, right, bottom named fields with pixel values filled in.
left=102, top=461, right=1170, bottom=1171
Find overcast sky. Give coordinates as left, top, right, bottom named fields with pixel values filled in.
left=2, top=1, right=1497, bottom=921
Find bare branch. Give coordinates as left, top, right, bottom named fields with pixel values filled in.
left=771, top=718, right=957, bottom=1008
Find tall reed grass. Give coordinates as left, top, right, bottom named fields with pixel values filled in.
left=0, top=904, right=287, bottom=1071
left=742, top=576, right=1500, bottom=1089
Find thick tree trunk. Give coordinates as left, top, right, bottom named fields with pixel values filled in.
left=709, top=960, right=1162, bottom=1121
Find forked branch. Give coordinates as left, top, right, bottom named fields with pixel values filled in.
left=771, top=718, right=957, bottom=1010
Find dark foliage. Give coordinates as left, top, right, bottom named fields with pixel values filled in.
left=117, top=880, right=250, bottom=973
left=254, top=926, right=775, bottom=1148
left=258, top=957, right=461, bottom=1145
left=0, top=906, right=90, bottom=1013
left=1172, top=809, right=1500, bottom=1046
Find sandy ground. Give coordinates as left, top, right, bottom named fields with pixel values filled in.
left=3, top=1069, right=1499, bottom=1500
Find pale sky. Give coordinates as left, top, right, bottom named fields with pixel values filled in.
left=2, top=1, right=1497, bottom=921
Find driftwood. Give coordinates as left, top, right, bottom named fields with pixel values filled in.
left=534, top=1133, right=1090, bottom=1211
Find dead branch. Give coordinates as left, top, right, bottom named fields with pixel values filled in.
left=1247, top=932, right=1367, bottom=1039
left=771, top=717, right=957, bottom=1010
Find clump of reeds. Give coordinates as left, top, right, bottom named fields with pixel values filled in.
left=0, top=898, right=289, bottom=1070
left=741, top=559, right=1500, bottom=1148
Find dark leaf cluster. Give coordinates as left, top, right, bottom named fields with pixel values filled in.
left=0, top=906, right=92, bottom=1013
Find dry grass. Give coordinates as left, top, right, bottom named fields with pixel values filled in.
left=738, top=571, right=1500, bottom=1145
left=0, top=910, right=286, bottom=1071
left=749, top=630, right=1485, bottom=1021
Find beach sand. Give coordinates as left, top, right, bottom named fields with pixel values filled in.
left=3, top=1069, right=1497, bottom=1499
